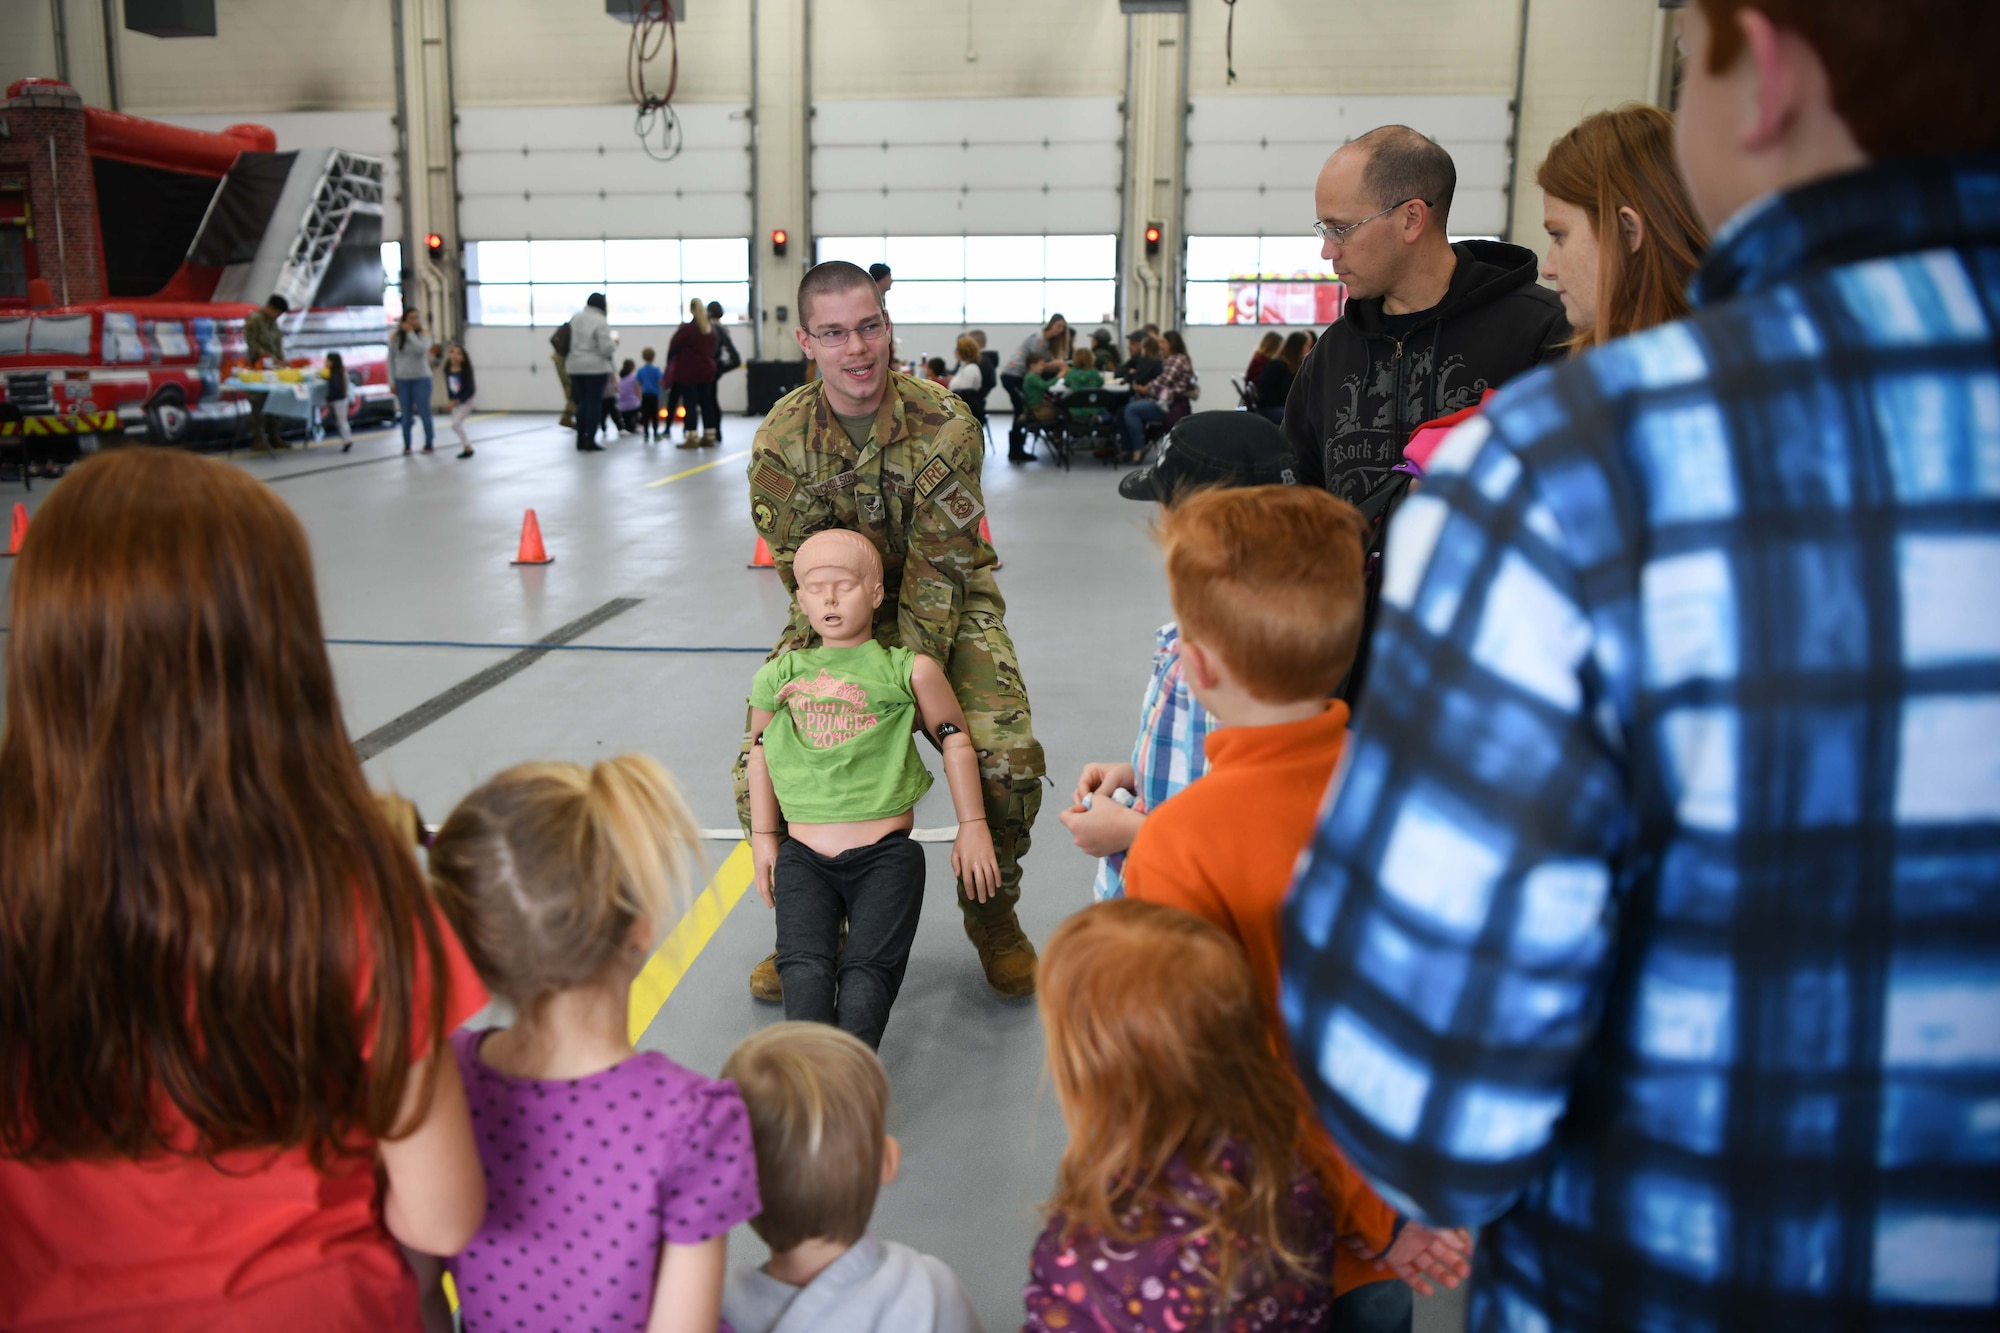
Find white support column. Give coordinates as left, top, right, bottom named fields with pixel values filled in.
left=1123, top=10, right=1187, bottom=334
left=752, top=0, right=808, bottom=357
left=393, top=0, right=460, bottom=343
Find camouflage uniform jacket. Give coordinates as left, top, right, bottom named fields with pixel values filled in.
left=244, top=308, right=284, bottom=366
left=749, top=371, right=999, bottom=664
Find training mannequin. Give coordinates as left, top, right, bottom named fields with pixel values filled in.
left=746, top=529, right=998, bottom=1048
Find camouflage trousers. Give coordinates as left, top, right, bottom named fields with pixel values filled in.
left=733, top=607, right=1045, bottom=926
left=552, top=353, right=577, bottom=427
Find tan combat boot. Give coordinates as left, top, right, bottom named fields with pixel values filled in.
left=748, top=921, right=843, bottom=1002
left=964, top=911, right=1037, bottom=998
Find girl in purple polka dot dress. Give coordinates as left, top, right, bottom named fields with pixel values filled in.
left=428, top=755, right=763, bottom=1332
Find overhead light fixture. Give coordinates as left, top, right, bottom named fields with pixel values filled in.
left=125, top=0, right=217, bottom=37
left=1119, top=0, right=1188, bottom=12
left=607, top=0, right=687, bottom=20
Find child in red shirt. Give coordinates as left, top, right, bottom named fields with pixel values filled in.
left=0, top=449, right=488, bottom=1332
left=1122, top=484, right=1471, bottom=1329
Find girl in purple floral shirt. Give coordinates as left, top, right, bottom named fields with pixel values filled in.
left=1025, top=900, right=1336, bottom=1333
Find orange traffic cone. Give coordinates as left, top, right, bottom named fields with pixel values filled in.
left=2, top=503, right=26, bottom=558
left=978, top=513, right=1001, bottom=569
left=511, top=509, right=554, bottom=565
left=748, top=535, right=775, bottom=569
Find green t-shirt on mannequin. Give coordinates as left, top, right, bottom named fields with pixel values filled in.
left=749, top=642, right=933, bottom=823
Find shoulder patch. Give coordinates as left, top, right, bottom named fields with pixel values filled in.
left=752, top=458, right=797, bottom=502
left=931, top=479, right=984, bottom=530
left=915, top=456, right=953, bottom=497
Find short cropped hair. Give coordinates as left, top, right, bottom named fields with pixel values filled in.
left=867, top=262, right=892, bottom=282
left=265, top=294, right=290, bottom=313
left=1695, top=0, right=2000, bottom=158
left=798, top=261, right=884, bottom=328
left=1353, top=125, right=1457, bottom=228
left=722, top=1023, right=889, bottom=1253
left=1157, top=486, right=1368, bottom=702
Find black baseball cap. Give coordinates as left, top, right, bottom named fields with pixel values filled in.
left=1117, top=411, right=1301, bottom=502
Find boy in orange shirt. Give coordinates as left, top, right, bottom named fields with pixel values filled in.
left=1122, top=484, right=1471, bottom=1331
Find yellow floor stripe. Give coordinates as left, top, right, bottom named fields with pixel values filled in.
left=644, top=448, right=749, bottom=489
left=627, top=841, right=756, bottom=1042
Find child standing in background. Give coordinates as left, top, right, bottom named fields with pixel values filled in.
left=443, top=344, right=476, bottom=460
left=616, top=358, right=642, bottom=435
left=637, top=347, right=665, bottom=441
left=325, top=350, right=355, bottom=451
left=1024, top=900, right=1338, bottom=1332
left=427, top=754, right=761, bottom=1333
left=721, top=1023, right=983, bottom=1333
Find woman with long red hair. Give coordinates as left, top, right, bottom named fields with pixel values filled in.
left=1536, top=104, right=1709, bottom=346
left=1025, top=899, right=1338, bottom=1331
left=0, top=449, right=488, bottom=1330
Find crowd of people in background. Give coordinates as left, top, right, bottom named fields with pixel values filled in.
left=4, top=2, right=1998, bottom=1331
left=547, top=292, right=744, bottom=454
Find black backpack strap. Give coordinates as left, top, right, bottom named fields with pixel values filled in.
left=1334, top=461, right=1424, bottom=709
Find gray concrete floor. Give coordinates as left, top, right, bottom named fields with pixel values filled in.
left=0, top=411, right=1467, bottom=1333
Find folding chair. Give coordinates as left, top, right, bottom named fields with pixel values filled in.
left=1060, top=389, right=1121, bottom=465
left=1018, top=405, right=1071, bottom=470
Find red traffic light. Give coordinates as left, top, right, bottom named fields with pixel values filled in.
left=1145, top=225, right=1161, bottom=243
left=771, top=229, right=789, bottom=257
left=1143, top=223, right=1162, bottom=258
left=425, top=232, right=444, bottom=252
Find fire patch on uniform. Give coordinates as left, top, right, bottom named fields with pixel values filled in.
left=914, top=455, right=953, bottom=497
left=931, top=480, right=983, bottom=530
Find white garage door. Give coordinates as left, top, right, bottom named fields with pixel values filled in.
left=1183, top=93, right=1515, bottom=239
left=810, top=96, right=1122, bottom=236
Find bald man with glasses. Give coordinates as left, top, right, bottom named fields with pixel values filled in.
left=737, top=260, right=1046, bottom=1005
left=1284, top=125, right=1569, bottom=506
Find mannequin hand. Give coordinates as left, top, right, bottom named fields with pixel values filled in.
left=751, top=832, right=780, bottom=909
left=952, top=822, right=1000, bottom=903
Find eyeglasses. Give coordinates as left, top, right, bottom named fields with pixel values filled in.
left=804, top=318, right=890, bottom=348
left=1312, top=199, right=1426, bottom=245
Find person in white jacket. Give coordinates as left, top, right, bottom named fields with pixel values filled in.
left=721, top=1025, right=983, bottom=1333
left=562, top=292, right=617, bottom=453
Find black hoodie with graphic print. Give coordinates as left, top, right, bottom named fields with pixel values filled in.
left=1282, top=240, right=1570, bottom=504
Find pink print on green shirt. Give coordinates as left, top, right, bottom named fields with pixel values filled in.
left=776, top=669, right=880, bottom=748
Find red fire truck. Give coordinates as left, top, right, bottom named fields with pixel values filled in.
left=0, top=77, right=392, bottom=455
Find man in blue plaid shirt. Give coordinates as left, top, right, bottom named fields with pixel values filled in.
left=1281, top=1, right=2000, bottom=1326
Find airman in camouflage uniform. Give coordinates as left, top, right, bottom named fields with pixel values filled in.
left=737, top=288, right=1044, bottom=1000
left=243, top=295, right=289, bottom=453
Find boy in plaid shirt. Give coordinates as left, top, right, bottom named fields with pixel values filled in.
left=1059, top=414, right=1298, bottom=898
